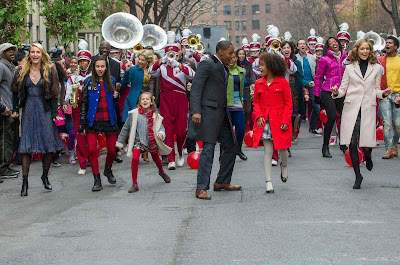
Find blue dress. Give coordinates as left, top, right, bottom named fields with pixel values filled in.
left=121, top=65, right=144, bottom=122
left=18, top=77, right=65, bottom=154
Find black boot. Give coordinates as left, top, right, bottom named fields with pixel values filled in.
left=353, top=174, right=363, bottom=189
left=20, top=175, right=28, bottom=196
left=104, top=166, right=116, bottom=184
left=339, top=145, right=348, bottom=154
left=41, top=170, right=52, bottom=190
left=92, top=174, right=103, bottom=191
left=237, top=146, right=248, bottom=161
left=114, top=152, right=123, bottom=163
left=322, top=145, right=332, bottom=158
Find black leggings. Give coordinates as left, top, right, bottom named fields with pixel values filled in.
left=321, top=91, right=344, bottom=146
left=348, top=110, right=372, bottom=176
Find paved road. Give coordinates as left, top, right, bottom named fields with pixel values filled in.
left=1, top=125, right=400, bottom=265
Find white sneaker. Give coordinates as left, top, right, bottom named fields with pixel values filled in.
left=168, top=162, right=176, bottom=170
left=266, top=181, right=274, bottom=193
left=183, top=148, right=188, bottom=155
left=272, top=159, right=278, bottom=166
left=78, top=168, right=86, bottom=175
left=329, top=136, right=337, bottom=146
left=316, top=128, right=323, bottom=134
left=176, top=156, right=185, bottom=167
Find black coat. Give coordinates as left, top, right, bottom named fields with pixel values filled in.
left=187, top=55, right=234, bottom=144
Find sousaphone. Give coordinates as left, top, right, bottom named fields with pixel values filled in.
left=140, top=24, right=167, bottom=50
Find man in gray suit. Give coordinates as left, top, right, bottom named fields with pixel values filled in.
left=187, top=41, right=241, bottom=200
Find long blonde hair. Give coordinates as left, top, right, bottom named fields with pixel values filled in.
left=17, top=43, right=52, bottom=84
left=136, top=50, right=154, bottom=68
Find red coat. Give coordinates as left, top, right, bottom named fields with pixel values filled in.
left=252, top=76, right=293, bottom=149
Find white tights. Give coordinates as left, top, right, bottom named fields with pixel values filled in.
left=262, top=140, right=288, bottom=182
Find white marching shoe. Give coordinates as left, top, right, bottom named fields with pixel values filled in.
left=266, top=181, right=274, bottom=193
left=176, top=156, right=185, bottom=167
left=272, top=159, right=278, bottom=166
left=168, top=162, right=176, bottom=170
left=78, top=168, right=86, bottom=175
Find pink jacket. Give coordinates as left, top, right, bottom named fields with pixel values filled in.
left=314, top=49, right=347, bottom=97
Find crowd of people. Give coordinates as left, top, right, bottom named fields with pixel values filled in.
left=0, top=24, right=399, bottom=199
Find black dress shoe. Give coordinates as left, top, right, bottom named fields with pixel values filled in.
left=114, top=154, right=123, bottom=163
left=41, top=170, right=52, bottom=190
left=365, top=157, right=373, bottom=171
left=322, top=145, right=332, bottom=158
left=20, top=176, right=28, bottom=196
left=353, top=174, right=363, bottom=189
left=339, top=145, right=348, bottom=154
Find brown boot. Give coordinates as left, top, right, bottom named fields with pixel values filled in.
left=391, top=144, right=398, bottom=157
left=142, top=152, right=149, bottom=162
left=128, top=183, right=139, bottom=193
left=382, top=149, right=393, bottom=159
left=159, top=172, right=171, bottom=183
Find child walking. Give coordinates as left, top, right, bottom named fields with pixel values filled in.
left=116, top=92, right=172, bottom=193
left=252, top=53, right=293, bottom=193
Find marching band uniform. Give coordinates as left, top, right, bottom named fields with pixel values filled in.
left=337, top=22, right=351, bottom=54
left=149, top=44, right=195, bottom=169
left=307, top=29, right=317, bottom=56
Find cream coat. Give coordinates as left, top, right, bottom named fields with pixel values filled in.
left=333, top=62, right=384, bottom=147
left=116, top=108, right=172, bottom=157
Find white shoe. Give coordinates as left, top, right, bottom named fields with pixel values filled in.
left=176, top=156, right=184, bottom=167
left=78, top=168, right=86, bottom=175
left=272, top=159, right=278, bottom=166
left=168, top=162, right=176, bottom=170
left=316, top=128, right=323, bottom=134
left=183, top=148, right=188, bottom=155
left=266, top=181, right=274, bottom=193
left=329, top=136, right=337, bottom=146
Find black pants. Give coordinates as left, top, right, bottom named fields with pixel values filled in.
left=197, top=115, right=237, bottom=190
left=321, top=91, right=344, bottom=146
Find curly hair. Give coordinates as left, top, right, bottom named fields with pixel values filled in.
left=347, top=39, right=377, bottom=64
left=136, top=49, right=154, bottom=68
left=259, top=52, right=287, bottom=78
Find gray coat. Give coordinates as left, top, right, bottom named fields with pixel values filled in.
left=187, top=55, right=234, bottom=143
left=296, top=53, right=316, bottom=80
left=0, top=58, right=14, bottom=113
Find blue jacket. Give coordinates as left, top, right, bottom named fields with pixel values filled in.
left=80, top=77, right=117, bottom=128
left=121, top=65, right=144, bottom=122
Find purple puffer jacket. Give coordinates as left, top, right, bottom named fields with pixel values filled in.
left=314, top=49, right=347, bottom=97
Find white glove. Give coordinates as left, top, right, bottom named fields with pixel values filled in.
left=171, top=59, right=180, bottom=68
left=162, top=55, right=169, bottom=64
left=185, top=49, right=194, bottom=57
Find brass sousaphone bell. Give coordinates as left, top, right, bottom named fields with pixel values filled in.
left=102, top=12, right=144, bottom=50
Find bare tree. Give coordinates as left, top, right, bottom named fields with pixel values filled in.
left=380, top=0, right=400, bottom=34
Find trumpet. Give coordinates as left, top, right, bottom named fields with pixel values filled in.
left=70, top=83, right=79, bottom=109
left=167, top=51, right=176, bottom=61
left=270, top=40, right=281, bottom=51
left=133, top=43, right=143, bottom=52
left=188, top=34, right=200, bottom=47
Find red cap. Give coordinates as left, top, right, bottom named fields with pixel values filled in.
left=77, top=50, right=92, bottom=61
left=242, top=44, right=250, bottom=51
left=250, top=42, right=261, bottom=51
left=265, top=35, right=271, bottom=45
left=315, top=43, right=324, bottom=51
left=337, top=31, right=350, bottom=42
left=307, top=36, right=317, bottom=45
left=165, top=44, right=180, bottom=54
left=180, top=37, right=188, bottom=46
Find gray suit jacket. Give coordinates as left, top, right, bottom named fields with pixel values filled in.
left=296, top=53, right=316, bottom=80
left=187, top=55, right=232, bottom=143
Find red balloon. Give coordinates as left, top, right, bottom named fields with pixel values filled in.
left=187, top=151, right=200, bottom=169
left=244, top=131, right=254, bottom=147
left=376, top=126, right=384, bottom=141
left=319, top=109, right=328, bottom=123
left=32, top=153, right=42, bottom=161
left=98, top=133, right=107, bottom=148
left=197, top=141, right=203, bottom=149
left=344, top=149, right=363, bottom=167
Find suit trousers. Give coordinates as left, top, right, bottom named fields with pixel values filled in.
left=197, top=114, right=237, bottom=190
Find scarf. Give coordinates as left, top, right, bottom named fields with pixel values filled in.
left=0, top=57, right=15, bottom=74
left=331, top=51, right=341, bottom=62
left=138, top=106, right=157, bottom=153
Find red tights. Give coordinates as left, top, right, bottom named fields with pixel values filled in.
left=131, top=149, right=164, bottom=184
left=87, top=132, right=117, bottom=175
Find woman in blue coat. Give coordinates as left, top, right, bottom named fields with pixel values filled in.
left=121, top=50, right=155, bottom=123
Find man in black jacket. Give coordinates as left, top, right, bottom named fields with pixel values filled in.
left=187, top=41, right=241, bottom=200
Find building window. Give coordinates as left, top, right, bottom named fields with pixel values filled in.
left=252, top=20, right=260, bottom=30
left=242, top=21, right=247, bottom=31
left=223, top=6, right=231, bottom=15
left=279, top=3, right=284, bottom=12
left=235, top=6, right=240, bottom=16
left=242, top=6, right=246, bottom=15
left=252, top=5, right=260, bottom=15
left=265, top=4, right=271, bottom=13
left=236, top=36, right=240, bottom=45
left=212, top=6, right=217, bottom=14
left=224, top=21, right=232, bottom=30
left=235, top=21, right=240, bottom=31
left=228, top=35, right=232, bottom=42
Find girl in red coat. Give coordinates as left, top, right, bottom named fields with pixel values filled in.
left=252, top=53, right=293, bottom=193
